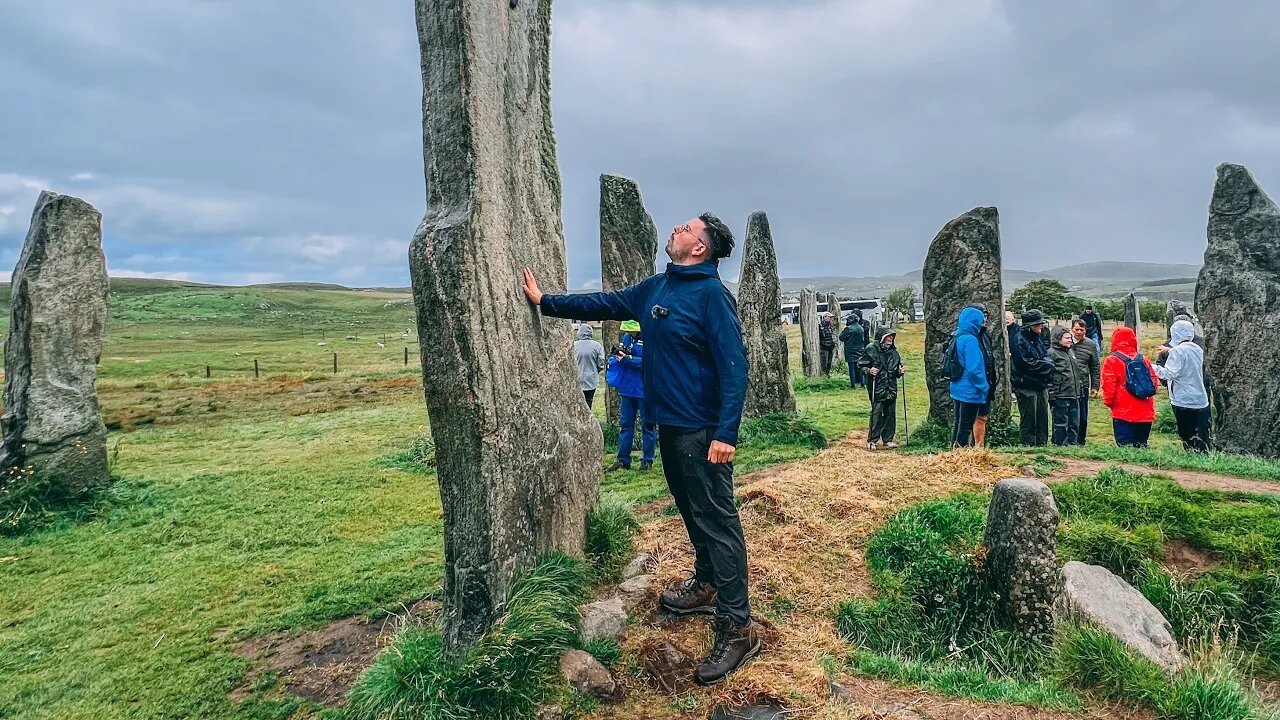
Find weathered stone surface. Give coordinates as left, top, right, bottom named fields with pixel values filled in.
left=1123, top=292, right=1142, bottom=343
left=580, top=598, right=627, bottom=643
left=799, top=287, right=821, bottom=378
left=984, top=479, right=1059, bottom=640
left=410, top=0, right=602, bottom=650
left=708, top=704, right=786, bottom=720
left=640, top=641, right=695, bottom=693
left=560, top=649, right=617, bottom=699
left=599, top=174, right=658, bottom=430
left=1058, top=561, right=1185, bottom=673
left=622, top=553, right=654, bottom=579
left=1197, top=163, right=1280, bottom=457
left=827, top=678, right=855, bottom=703
left=825, top=292, right=842, bottom=369
left=1164, top=300, right=1195, bottom=335
left=1, top=191, right=109, bottom=496
left=617, top=574, right=657, bottom=605
left=738, top=212, right=796, bottom=418
left=922, top=207, right=1011, bottom=426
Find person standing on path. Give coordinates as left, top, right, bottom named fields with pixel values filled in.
left=858, top=328, right=907, bottom=450
left=1101, top=325, right=1159, bottom=448
left=1048, top=326, right=1085, bottom=445
left=1010, top=310, right=1054, bottom=446
left=574, top=324, right=606, bottom=408
left=1155, top=319, right=1212, bottom=452
left=948, top=306, right=989, bottom=448
left=818, top=312, right=837, bottom=376
left=839, top=318, right=866, bottom=389
left=1069, top=319, right=1101, bottom=445
left=522, top=212, right=758, bottom=686
left=1080, top=305, right=1103, bottom=348
left=606, top=320, right=656, bottom=472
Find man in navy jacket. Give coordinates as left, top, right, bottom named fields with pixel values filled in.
left=523, top=212, right=757, bottom=686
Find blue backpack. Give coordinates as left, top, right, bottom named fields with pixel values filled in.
left=1110, top=352, right=1156, bottom=399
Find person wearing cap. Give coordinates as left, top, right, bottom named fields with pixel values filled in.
left=523, top=213, right=758, bottom=686
left=1009, top=309, right=1055, bottom=445
left=606, top=320, right=656, bottom=471
left=818, top=312, right=837, bottom=376
left=574, top=323, right=606, bottom=408
left=1101, top=325, right=1159, bottom=447
left=857, top=327, right=907, bottom=450
left=1155, top=320, right=1212, bottom=452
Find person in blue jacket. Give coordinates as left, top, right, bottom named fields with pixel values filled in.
left=607, top=319, right=656, bottom=472
left=522, top=212, right=758, bottom=686
left=949, top=306, right=990, bottom=447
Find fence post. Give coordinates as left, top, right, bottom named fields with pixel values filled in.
left=404, top=346, right=409, bottom=366
left=333, top=352, right=338, bottom=374
left=254, top=359, right=259, bottom=379
left=205, top=365, right=210, bottom=378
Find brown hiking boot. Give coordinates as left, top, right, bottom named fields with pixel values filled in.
left=659, top=576, right=717, bottom=616
left=693, top=616, right=761, bottom=686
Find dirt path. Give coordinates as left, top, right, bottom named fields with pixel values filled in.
left=1041, top=457, right=1280, bottom=496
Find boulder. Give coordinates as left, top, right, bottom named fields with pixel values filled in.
left=922, top=207, right=1011, bottom=426
left=738, top=212, right=797, bottom=418
left=560, top=649, right=617, bottom=699
left=799, top=287, right=821, bottom=378
left=622, top=553, right=654, bottom=579
left=708, top=705, right=787, bottom=720
left=1057, top=561, right=1185, bottom=673
left=580, top=598, right=627, bottom=643
left=640, top=641, right=695, bottom=693
left=599, top=174, right=658, bottom=430
left=984, top=479, right=1059, bottom=640
left=1123, top=292, right=1142, bottom=342
left=1196, top=163, right=1280, bottom=457
left=1, top=191, right=110, bottom=496
left=617, top=573, right=657, bottom=603
left=409, top=0, right=603, bottom=649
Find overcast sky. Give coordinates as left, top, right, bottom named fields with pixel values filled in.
left=2, top=0, right=1278, bottom=289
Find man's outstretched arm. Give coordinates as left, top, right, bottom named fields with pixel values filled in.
left=523, top=267, right=637, bottom=321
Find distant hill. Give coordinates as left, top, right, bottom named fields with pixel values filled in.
left=1041, top=262, right=1203, bottom=282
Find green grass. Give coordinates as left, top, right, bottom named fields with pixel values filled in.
left=584, top=499, right=640, bottom=581
left=345, top=553, right=591, bottom=720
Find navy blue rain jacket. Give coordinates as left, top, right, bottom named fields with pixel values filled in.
left=540, top=261, right=748, bottom=446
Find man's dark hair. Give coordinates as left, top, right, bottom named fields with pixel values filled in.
left=1084, top=305, right=1093, bottom=311
left=699, top=212, right=735, bottom=260
left=1072, top=318, right=1086, bottom=328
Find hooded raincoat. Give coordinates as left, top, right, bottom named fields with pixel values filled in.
left=573, top=325, right=605, bottom=391
left=1154, top=320, right=1208, bottom=409
left=948, top=306, right=989, bottom=404
left=1101, top=326, right=1158, bottom=422
left=1048, top=326, right=1086, bottom=400
left=858, top=328, right=904, bottom=402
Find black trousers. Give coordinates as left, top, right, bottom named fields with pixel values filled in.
left=658, top=425, right=751, bottom=625
left=1172, top=405, right=1212, bottom=453
left=1075, top=389, right=1090, bottom=445
left=1051, top=397, right=1080, bottom=446
left=821, top=347, right=834, bottom=375
left=869, top=398, right=897, bottom=444
left=1113, top=419, right=1152, bottom=448
left=583, top=388, right=596, bottom=408
left=1014, top=388, right=1049, bottom=446
left=952, top=400, right=983, bottom=447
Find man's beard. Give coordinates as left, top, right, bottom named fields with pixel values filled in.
left=665, top=236, right=689, bottom=263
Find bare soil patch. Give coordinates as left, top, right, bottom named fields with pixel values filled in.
left=1045, top=458, right=1280, bottom=497
left=1160, top=538, right=1223, bottom=576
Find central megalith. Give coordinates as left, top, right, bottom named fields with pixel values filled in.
left=599, top=174, right=658, bottom=431
left=922, top=207, right=1010, bottom=427
left=1196, top=163, right=1280, bottom=457
left=799, top=287, right=821, bottom=378
left=738, top=212, right=795, bottom=418
left=1, top=191, right=110, bottom=498
left=1123, top=292, right=1142, bottom=342
left=409, top=0, right=603, bottom=650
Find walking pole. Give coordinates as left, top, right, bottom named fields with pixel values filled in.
left=901, top=375, right=910, bottom=444
left=868, top=373, right=877, bottom=445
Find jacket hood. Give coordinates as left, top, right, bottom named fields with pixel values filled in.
left=577, top=325, right=595, bottom=341
left=1051, top=325, right=1072, bottom=347
left=1170, top=320, right=1195, bottom=346
left=875, top=327, right=897, bottom=343
left=955, top=306, right=985, bottom=336
left=665, top=260, right=719, bottom=280
left=1110, top=326, right=1138, bottom=355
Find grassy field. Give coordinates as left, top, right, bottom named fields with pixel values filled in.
left=1, top=282, right=1276, bottom=719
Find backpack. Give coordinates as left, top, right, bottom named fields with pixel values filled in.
left=1111, top=352, right=1156, bottom=399
left=941, top=337, right=964, bottom=382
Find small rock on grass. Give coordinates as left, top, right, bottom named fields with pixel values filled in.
left=827, top=677, right=855, bottom=703
left=580, top=598, right=627, bottom=643
left=708, top=703, right=787, bottom=720
left=872, top=704, right=925, bottom=720
left=618, top=573, right=657, bottom=600
left=623, top=553, right=654, bottom=579
left=560, top=649, right=617, bottom=700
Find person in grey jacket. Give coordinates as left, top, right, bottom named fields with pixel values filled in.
left=1048, top=326, right=1085, bottom=445
left=1069, top=319, right=1101, bottom=445
left=573, top=324, right=606, bottom=408
left=1155, top=319, right=1212, bottom=452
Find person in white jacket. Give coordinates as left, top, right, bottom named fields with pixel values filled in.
left=1155, top=319, right=1212, bottom=452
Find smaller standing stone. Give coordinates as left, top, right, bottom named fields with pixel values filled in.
left=984, top=479, right=1059, bottom=640
left=738, top=212, right=797, bottom=417
left=580, top=598, right=627, bottom=643
left=560, top=649, right=618, bottom=699
left=1, top=191, right=110, bottom=496
left=1057, top=561, right=1185, bottom=673
left=1123, top=292, right=1142, bottom=343
left=1164, top=300, right=1195, bottom=336
left=800, top=287, right=821, bottom=378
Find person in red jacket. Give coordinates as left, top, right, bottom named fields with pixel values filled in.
left=1100, top=326, right=1159, bottom=448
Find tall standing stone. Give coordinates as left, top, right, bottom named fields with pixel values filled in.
left=1, top=191, right=110, bottom=496
left=599, top=174, right=658, bottom=431
left=922, top=207, right=1011, bottom=427
left=984, top=479, right=1059, bottom=641
left=410, top=0, right=602, bottom=651
left=1197, top=163, right=1280, bottom=457
left=1163, top=300, right=1194, bottom=336
left=1123, top=292, right=1142, bottom=343
left=738, top=212, right=795, bottom=418
left=824, top=292, right=841, bottom=369
left=799, top=287, right=821, bottom=378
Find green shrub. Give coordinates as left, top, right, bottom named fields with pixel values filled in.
left=375, top=435, right=436, bottom=474
left=346, top=553, right=590, bottom=720
left=738, top=412, right=827, bottom=450
left=584, top=500, right=639, bottom=580
left=793, top=373, right=853, bottom=394
left=1054, top=624, right=1165, bottom=701
left=1156, top=664, right=1253, bottom=720
left=579, top=637, right=621, bottom=668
